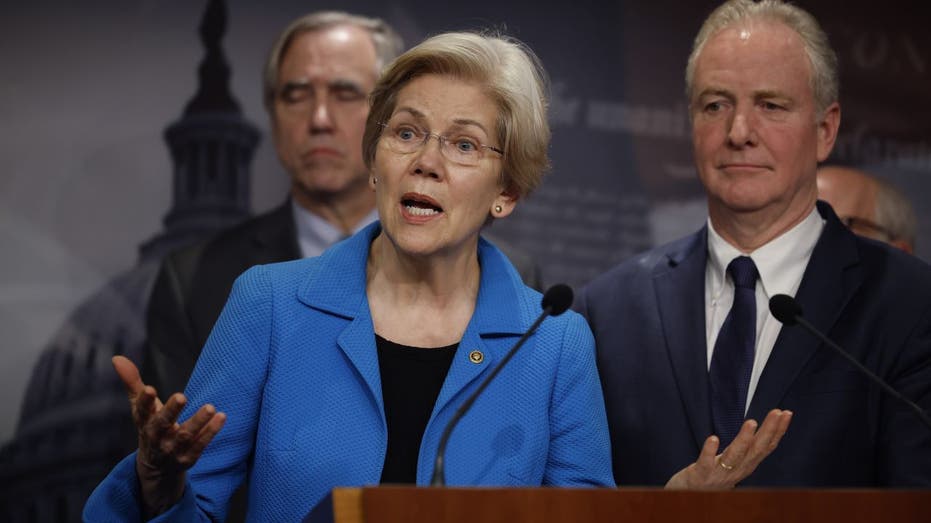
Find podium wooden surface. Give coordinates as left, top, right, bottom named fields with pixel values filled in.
left=314, top=486, right=931, bottom=523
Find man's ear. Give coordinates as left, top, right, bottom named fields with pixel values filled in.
left=816, top=102, right=841, bottom=162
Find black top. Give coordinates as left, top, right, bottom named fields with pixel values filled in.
left=376, top=334, right=458, bottom=484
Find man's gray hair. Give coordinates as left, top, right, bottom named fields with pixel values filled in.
left=875, top=178, right=918, bottom=249
left=262, top=11, right=404, bottom=111
left=685, top=0, right=839, bottom=116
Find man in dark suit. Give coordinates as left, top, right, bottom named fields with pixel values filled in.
left=144, top=12, right=542, bottom=399
left=142, top=12, right=403, bottom=398
left=578, top=0, right=931, bottom=487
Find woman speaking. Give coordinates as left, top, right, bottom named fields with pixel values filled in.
left=84, top=31, right=613, bottom=522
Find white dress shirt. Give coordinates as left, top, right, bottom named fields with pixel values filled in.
left=705, top=207, right=824, bottom=412
left=292, top=200, right=378, bottom=259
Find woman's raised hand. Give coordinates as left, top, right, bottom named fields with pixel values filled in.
left=112, top=355, right=226, bottom=516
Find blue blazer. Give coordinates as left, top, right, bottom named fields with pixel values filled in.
left=84, top=222, right=613, bottom=522
left=577, top=201, right=931, bottom=487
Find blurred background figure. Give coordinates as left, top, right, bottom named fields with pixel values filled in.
left=143, top=11, right=404, bottom=400
left=817, top=165, right=917, bottom=253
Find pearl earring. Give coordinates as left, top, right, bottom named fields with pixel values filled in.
left=494, top=205, right=503, bottom=213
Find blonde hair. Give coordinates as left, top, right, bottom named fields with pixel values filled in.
left=685, top=0, right=838, bottom=116
left=363, top=31, right=551, bottom=198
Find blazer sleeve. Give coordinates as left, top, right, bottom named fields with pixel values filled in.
left=543, top=312, right=615, bottom=486
left=84, top=265, right=275, bottom=522
left=879, top=301, right=931, bottom=485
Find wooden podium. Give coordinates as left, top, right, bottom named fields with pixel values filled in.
left=305, top=486, right=930, bottom=523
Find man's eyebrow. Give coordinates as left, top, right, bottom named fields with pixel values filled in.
left=753, top=89, right=792, bottom=101
left=329, top=78, right=365, bottom=91
left=280, top=79, right=310, bottom=90
left=277, top=78, right=365, bottom=91
left=696, top=88, right=734, bottom=100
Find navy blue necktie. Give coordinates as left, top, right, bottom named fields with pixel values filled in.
left=709, top=256, right=759, bottom=449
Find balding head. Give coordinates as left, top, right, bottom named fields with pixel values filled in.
left=817, top=166, right=878, bottom=227
left=817, top=166, right=916, bottom=253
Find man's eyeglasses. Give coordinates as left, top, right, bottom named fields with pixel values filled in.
left=377, top=122, right=503, bottom=167
left=840, top=215, right=895, bottom=242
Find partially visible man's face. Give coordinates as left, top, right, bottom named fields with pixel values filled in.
left=817, top=166, right=907, bottom=248
left=690, top=20, right=839, bottom=224
left=272, top=25, right=378, bottom=209
left=817, top=166, right=878, bottom=233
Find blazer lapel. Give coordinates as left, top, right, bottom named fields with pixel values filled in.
left=431, top=328, right=499, bottom=419
left=251, top=201, right=302, bottom=264
left=429, top=238, right=526, bottom=423
left=296, top=231, right=530, bottom=439
left=336, top=308, right=384, bottom=414
left=297, top=222, right=385, bottom=410
left=654, top=229, right=714, bottom=449
left=747, top=202, right=864, bottom=419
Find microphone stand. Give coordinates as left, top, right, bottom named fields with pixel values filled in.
left=429, top=306, right=553, bottom=486
left=791, top=313, right=931, bottom=431
left=770, top=294, right=931, bottom=432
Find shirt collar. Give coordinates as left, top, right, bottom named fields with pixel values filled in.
left=291, top=200, right=379, bottom=258
left=296, top=221, right=526, bottom=334
left=707, top=206, right=824, bottom=298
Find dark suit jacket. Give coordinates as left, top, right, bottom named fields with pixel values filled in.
left=576, top=201, right=931, bottom=487
left=142, top=203, right=301, bottom=397
left=142, top=201, right=544, bottom=398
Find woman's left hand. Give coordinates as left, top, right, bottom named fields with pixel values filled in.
left=665, top=409, right=792, bottom=489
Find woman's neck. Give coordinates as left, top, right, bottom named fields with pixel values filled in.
left=366, top=233, right=481, bottom=346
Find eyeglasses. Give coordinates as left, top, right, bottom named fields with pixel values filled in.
left=377, top=122, right=503, bottom=166
left=840, top=215, right=895, bottom=241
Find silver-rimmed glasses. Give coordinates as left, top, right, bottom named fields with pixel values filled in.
left=377, top=122, right=503, bottom=166
left=839, top=215, right=895, bottom=242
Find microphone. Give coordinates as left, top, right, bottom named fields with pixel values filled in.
left=769, top=294, right=931, bottom=431
left=429, top=284, right=575, bottom=486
